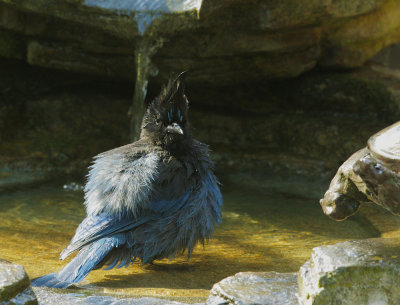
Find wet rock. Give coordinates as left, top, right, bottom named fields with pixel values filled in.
left=320, top=148, right=371, bottom=220
left=0, top=259, right=37, bottom=305
left=207, top=272, right=299, bottom=305
left=1, top=0, right=400, bottom=84
left=6, top=287, right=37, bottom=305
left=321, top=121, right=400, bottom=219
left=298, top=238, right=400, bottom=305
left=33, top=287, right=198, bottom=305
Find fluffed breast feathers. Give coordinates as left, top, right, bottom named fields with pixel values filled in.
left=83, top=139, right=221, bottom=219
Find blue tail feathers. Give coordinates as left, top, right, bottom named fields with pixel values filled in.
left=31, top=272, right=72, bottom=289
left=32, top=234, right=126, bottom=288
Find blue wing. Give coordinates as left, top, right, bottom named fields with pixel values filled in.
left=60, top=213, right=151, bottom=260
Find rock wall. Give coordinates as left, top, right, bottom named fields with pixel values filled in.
left=0, top=58, right=399, bottom=184
left=1, top=1, right=400, bottom=183
left=0, top=0, right=400, bottom=84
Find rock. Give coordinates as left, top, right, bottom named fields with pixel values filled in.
left=1, top=0, right=400, bottom=84
left=33, top=287, right=198, bottom=305
left=368, top=121, right=400, bottom=172
left=371, top=42, right=400, bottom=70
left=321, top=121, right=400, bottom=219
left=320, top=148, right=371, bottom=220
left=298, top=238, right=400, bottom=305
left=0, top=259, right=37, bottom=305
left=207, top=272, right=299, bottom=305
left=26, top=40, right=135, bottom=81
left=2, top=57, right=399, bottom=181
left=0, top=29, right=24, bottom=60
left=6, top=287, right=37, bottom=305
left=354, top=154, right=400, bottom=216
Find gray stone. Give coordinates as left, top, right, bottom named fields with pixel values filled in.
left=298, top=238, right=400, bottom=305
left=320, top=148, right=371, bottom=220
left=0, top=259, right=37, bottom=305
left=207, top=272, right=299, bottom=305
left=354, top=153, right=400, bottom=216
left=320, top=121, right=400, bottom=219
left=6, top=287, right=37, bottom=305
left=33, top=287, right=199, bottom=305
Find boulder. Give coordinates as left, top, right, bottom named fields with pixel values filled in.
left=320, top=121, right=400, bottom=220
left=0, top=259, right=37, bottom=305
left=298, top=238, right=400, bottom=305
left=207, top=272, right=299, bottom=305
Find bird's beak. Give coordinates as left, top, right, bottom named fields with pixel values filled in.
left=166, top=123, right=184, bottom=135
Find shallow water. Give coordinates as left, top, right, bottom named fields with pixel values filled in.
left=0, top=171, right=380, bottom=303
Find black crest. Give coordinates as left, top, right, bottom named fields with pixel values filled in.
left=141, top=72, right=191, bottom=149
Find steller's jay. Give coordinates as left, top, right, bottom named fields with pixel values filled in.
left=32, top=73, right=223, bottom=288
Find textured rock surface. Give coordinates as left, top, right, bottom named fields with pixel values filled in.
left=368, top=121, right=400, bottom=172
left=207, top=272, right=299, bottom=305
left=354, top=153, right=400, bottom=215
left=33, top=287, right=198, bottom=305
left=0, top=259, right=37, bottom=305
left=298, top=238, right=400, bottom=305
left=0, top=0, right=400, bottom=84
left=321, top=121, right=400, bottom=219
left=6, top=287, right=37, bottom=305
left=320, top=148, right=371, bottom=220
left=1, top=58, right=399, bottom=182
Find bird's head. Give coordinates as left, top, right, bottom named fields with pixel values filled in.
left=141, top=72, right=191, bottom=150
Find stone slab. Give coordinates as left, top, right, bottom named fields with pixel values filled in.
left=207, top=272, right=299, bottom=305
left=298, top=238, right=400, bottom=305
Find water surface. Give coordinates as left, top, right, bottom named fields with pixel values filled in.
left=0, top=171, right=380, bottom=303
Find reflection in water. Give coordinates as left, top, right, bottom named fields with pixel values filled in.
left=0, top=172, right=380, bottom=303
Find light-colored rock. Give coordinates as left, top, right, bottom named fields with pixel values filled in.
left=368, top=121, right=400, bottom=172
left=298, top=238, right=400, bottom=305
left=0, top=259, right=37, bottom=305
left=207, top=272, right=299, bottom=305
left=33, top=287, right=199, bottom=305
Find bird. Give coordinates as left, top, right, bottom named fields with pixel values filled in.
left=32, top=73, right=223, bottom=288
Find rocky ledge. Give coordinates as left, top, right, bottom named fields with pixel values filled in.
left=1, top=0, right=400, bottom=84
